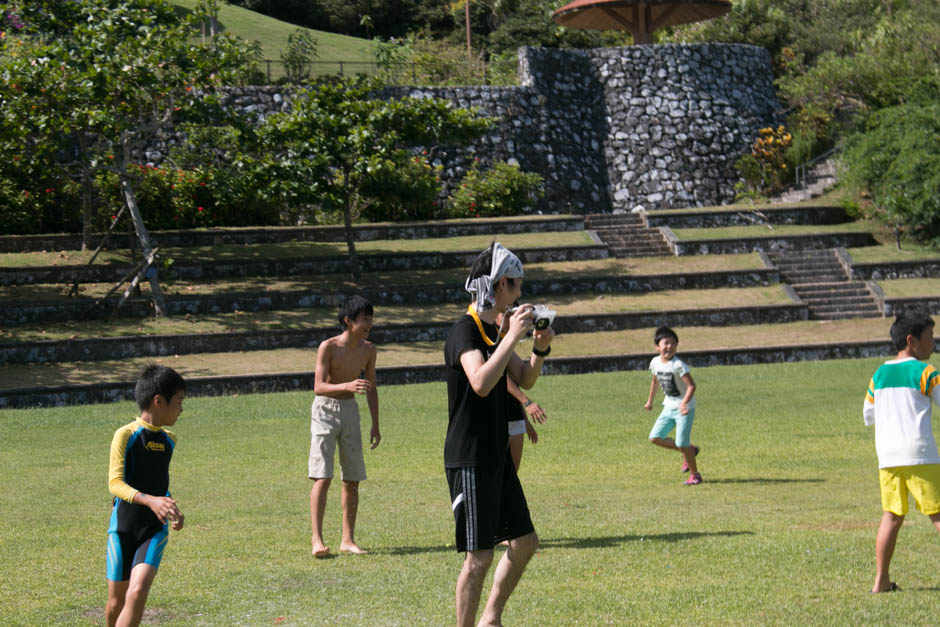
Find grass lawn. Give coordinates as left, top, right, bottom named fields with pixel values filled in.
left=847, top=246, right=940, bottom=264
left=670, top=221, right=876, bottom=241
left=2, top=285, right=789, bottom=343
left=1, top=254, right=766, bottom=303
left=876, top=279, right=940, bottom=298
left=0, top=317, right=895, bottom=389
left=168, top=0, right=373, bottom=77
left=3, top=359, right=940, bottom=624
left=0, top=232, right=595, bottom=269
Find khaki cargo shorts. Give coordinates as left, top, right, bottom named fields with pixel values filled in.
left=308, top=396, right=366, bottom=481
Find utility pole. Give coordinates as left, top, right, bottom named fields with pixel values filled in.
left=466, top=0, right=472, bottom=60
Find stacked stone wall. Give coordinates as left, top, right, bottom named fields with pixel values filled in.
left=149, top=44, right=779, bottom=214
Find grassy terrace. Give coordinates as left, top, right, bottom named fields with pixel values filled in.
left=0, top=231, right=595, bottom=268
left=1, top=285, right=790, bottom=343
left=0, top=318, right=895, bottom=390
left=877, top=278, right=940, bottom=298
left=0, top=254, right=767, bottom=302
left=846, top=245, right=940, bottom=263
left=669, top=221, right=876, bottom=241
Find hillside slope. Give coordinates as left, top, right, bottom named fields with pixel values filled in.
left=170, top=0, right=374, bottom=76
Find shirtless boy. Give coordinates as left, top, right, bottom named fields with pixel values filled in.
left=309, top=296, right=381, bottom=558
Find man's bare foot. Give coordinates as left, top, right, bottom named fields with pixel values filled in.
left=339, top=542, right=368, bottom=555
left=312, top=544, right=330, bottom=559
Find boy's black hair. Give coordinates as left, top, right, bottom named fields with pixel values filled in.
left=467, top=242, right=517, bottom=288
left=890, top=309, right=935, bottom=351
left=653, top=325, right=679, bottom=345
left=134, top=363, right=186, bottom=411
left=339, top=295, right=373, bottom=329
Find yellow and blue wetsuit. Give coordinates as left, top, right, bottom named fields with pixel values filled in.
left=106, top=418, right=176, bottom=582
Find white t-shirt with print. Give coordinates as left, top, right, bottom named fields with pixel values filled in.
left=649, top=356, right=695, bottom=410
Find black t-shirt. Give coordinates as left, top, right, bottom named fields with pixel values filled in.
left=444, top=315, right=509, bottom=468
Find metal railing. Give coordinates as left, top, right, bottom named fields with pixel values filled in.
left=794, top=144, right=843, bottom=190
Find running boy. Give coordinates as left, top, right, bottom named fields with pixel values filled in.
left=864, top=309, right=940, bottom=593
left=309, top=295, right=381, bottom=558
left=106, top=364, right=186, bottom=627
left=644, top=325, right=702, bottom=485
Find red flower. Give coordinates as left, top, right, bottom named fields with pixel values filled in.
left=197, top=206, right=204, bottom=212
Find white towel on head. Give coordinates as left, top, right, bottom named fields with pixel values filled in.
left=465, top=242, right=524, bottom=311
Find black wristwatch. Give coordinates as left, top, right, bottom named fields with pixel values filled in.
left=532, top=345, right=551, bottom=357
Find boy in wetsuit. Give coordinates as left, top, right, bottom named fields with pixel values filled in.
left=309, top=295, right=381, bottom=558
left=105, top=364, right=186, bottom=627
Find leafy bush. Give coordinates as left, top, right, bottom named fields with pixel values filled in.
left=447, top=160, right=544, bottom=218
left=842, top=99, right=940, bottom=248
left=358, top=153, right=444, bottom=222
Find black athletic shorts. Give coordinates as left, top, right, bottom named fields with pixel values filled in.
left=446, top=460, right=534, bottom=552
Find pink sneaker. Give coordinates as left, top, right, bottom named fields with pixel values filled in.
left=680, top=445, right=700, bottom=473
left=684, top=472, right=703, bottom=486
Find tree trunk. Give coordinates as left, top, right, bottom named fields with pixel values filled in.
left=343, top=188, right=360, bottom=279
left=119, top=148, right=168, bottom=315
left=78, top=134, right=94, bottom=251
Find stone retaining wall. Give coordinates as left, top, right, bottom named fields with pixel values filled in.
left=0, top=268, right=778, bottom=325
left=644, top=206, right=847, bottom=229
left=3, top=339, right=924, bottom=409
left=1, top=303, right=805, bottom=365
left=883, top=297, right=940, bottom=316
left=147, top=44, right=778, bottom=214
left=670, top=232, right=877, bottom=256
left=1, top=244, right=607, bottom=286
left=851, top=260, right=940, bottom=281
left=0, top=216, right=583, bottom=253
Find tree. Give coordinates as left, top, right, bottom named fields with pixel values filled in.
left=842, top=90, right=940, bottom=249
left=261, top=76, right=491, bottom=278
left=280, top=28, right=319, bottom=83
left=0, top=0, right=260, bottom=314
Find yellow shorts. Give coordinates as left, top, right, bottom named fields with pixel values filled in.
left=879, top=465, right=940, bottom=516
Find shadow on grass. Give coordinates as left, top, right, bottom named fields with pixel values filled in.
left=540, top=530, right=754, bottom=550
left=705, top=477, right=826, bottom=484
left=379, top=530, right=755, bottom=555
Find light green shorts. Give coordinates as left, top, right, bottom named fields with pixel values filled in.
left=648, top=405, right=695, bottom=449
left=879, top=464, right=940, bottom=516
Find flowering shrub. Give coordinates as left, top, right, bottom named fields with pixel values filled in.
left=447, top=160, right=544, bottom=218
left=735, top=125, right=793, bottom=199
left=97, top=165, right=214, bottom=229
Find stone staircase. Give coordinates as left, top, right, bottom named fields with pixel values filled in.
left=585, top=213, right=672, bottom=257
left=769, top=249, right=881, bottom=320
left=772, top=159, right=838, bottom=204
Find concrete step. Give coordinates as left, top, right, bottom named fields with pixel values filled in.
left=803, top=296, right=878, bottom=311
left=776, top=264, right=844, bottom=275
left=811, top=310, right=882, bottom=320
left=797, top=291, right=872, bottom=301
left=794, top=281, right=868, bottom=296
left=784, top=273, right=849, bottom=284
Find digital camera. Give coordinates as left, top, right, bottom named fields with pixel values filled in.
left=510, top=304, right=556, bottom=330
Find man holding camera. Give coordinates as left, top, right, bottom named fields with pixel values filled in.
left=444, top=242, right=554, bottom=627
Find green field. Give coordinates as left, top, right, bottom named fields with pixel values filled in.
left=169, top=0, right=374, bottom=79
left=4, top=358, right=940, bottom=625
